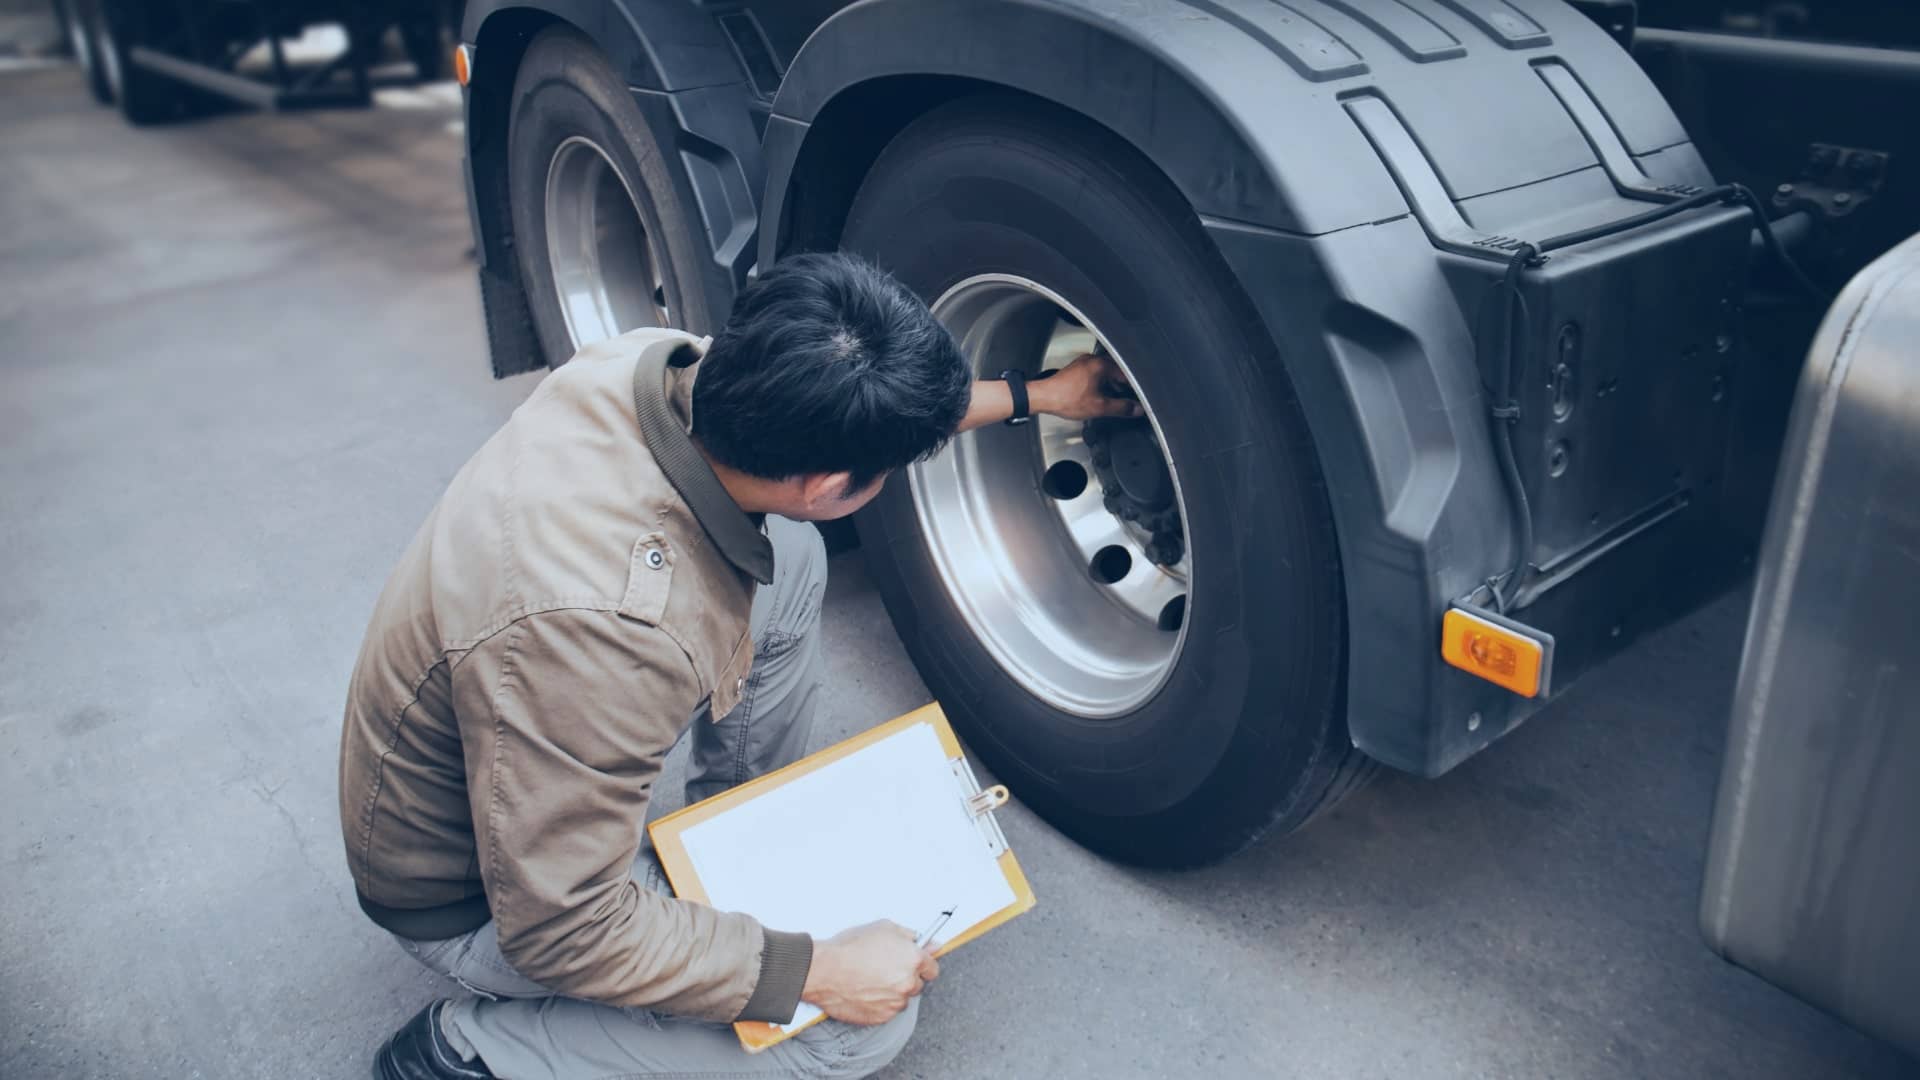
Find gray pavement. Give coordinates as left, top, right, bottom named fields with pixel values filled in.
left=0, top=63, right=1910, bottom=1080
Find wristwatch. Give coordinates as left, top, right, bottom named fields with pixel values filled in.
left=999, top=369, right=1034, bottom=426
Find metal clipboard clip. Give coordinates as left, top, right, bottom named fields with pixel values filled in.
left=949, top=756, right=1010, bottom=857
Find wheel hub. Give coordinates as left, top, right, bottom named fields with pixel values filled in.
left=1085, top=418, right=1184, bottom=568
left=544, top=136, right=667, bottom=350
left=912, top=274, right=1191, bottom=718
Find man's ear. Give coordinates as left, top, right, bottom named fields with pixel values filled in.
left=798, top=471, right=857, bottom=513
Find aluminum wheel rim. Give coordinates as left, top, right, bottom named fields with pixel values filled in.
left=914, top=275, right=1191, bottom=719
left=543, top=136, right=667, bottom=349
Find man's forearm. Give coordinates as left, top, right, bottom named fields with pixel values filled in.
left=957, top=376, right=1078, bottom=433
left=953, top=355, right=1140, bottom=434
left=956, top=379, right=1017, bottom=435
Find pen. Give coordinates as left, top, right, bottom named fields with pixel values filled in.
left=914, top=907, right=956, bottom=948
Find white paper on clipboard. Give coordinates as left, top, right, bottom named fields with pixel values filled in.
left=677, top=721, right=1017, bottom=1034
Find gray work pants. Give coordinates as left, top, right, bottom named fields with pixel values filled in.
left=393, top=517, right=918, bottom=1079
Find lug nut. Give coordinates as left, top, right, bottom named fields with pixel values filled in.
left=1776, top=183, right=1794, bottom=196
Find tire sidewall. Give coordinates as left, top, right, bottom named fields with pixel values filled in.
left=842, top=102, right=1346, bottom=856
left=506, top=30, right=714, bottom=368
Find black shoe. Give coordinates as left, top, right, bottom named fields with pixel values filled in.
left=372, top=999, right=494, bottom=1079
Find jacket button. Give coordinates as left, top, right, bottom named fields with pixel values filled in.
left=735, top=676, right=746, bottom=694
left=646, top=548, right=665, bottom=570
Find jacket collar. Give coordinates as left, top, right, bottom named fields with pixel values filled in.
left=631, top=336, right=775, bottom=585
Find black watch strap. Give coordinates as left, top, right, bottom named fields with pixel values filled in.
left=1000, top=369, right=1032, bottom=426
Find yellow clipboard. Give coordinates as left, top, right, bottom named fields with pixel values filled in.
left=649, top=703, right=1037, bottom=1053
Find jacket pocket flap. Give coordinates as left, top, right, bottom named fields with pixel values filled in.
left=618, top=533, right=674, bottom=625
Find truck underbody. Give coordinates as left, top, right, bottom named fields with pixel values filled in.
left=61, top=0, right=458, bottom=123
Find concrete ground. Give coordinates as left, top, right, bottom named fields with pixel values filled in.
left=0, top=63, right=1910, bottom=1080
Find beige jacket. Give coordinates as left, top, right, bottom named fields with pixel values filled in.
left=337, top=328, right=811, bottom=1024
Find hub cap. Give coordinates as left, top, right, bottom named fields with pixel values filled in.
left=543, top=136, right=667, bottom=349
left=914, top=275, right=1191, bottom=718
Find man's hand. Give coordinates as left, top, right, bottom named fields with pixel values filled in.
left=1031, top=352, right=1144, bottom=422
left=954, top=352, right=1145, bottom=435
left=800, top=921, right=941, bottom=1026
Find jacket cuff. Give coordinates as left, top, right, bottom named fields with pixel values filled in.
left=737, top=929, right=813, bottom=1023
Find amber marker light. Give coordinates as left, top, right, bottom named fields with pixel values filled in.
left=1442, top=606, right=1550, bottom=698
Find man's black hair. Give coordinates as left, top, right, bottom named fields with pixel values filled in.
left=692, top=252, right=971, bottom=493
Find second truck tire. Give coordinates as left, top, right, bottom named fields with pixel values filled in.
left=843, top=97, right=1375, bottom=867
left=506, top=27, right=715, bottom=366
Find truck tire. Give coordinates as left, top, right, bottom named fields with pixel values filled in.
left=59, top=0, right=112, bottom=105
left=506, top=27, right=715, bottom=367
left=95, top=2, right=186, bottom=126
left=842, top=97, right=1374, bottom=867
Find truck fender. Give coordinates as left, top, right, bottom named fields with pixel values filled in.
left=462, top=0, right=748, bottom=94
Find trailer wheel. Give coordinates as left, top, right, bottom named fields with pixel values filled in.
left=96, top=2, right=185, bottom=126
left=841, top=97, right=1374, bottom=866
left=59, top=0, right=112, bottom=105
left=506, top=28, right=715, bottom=366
